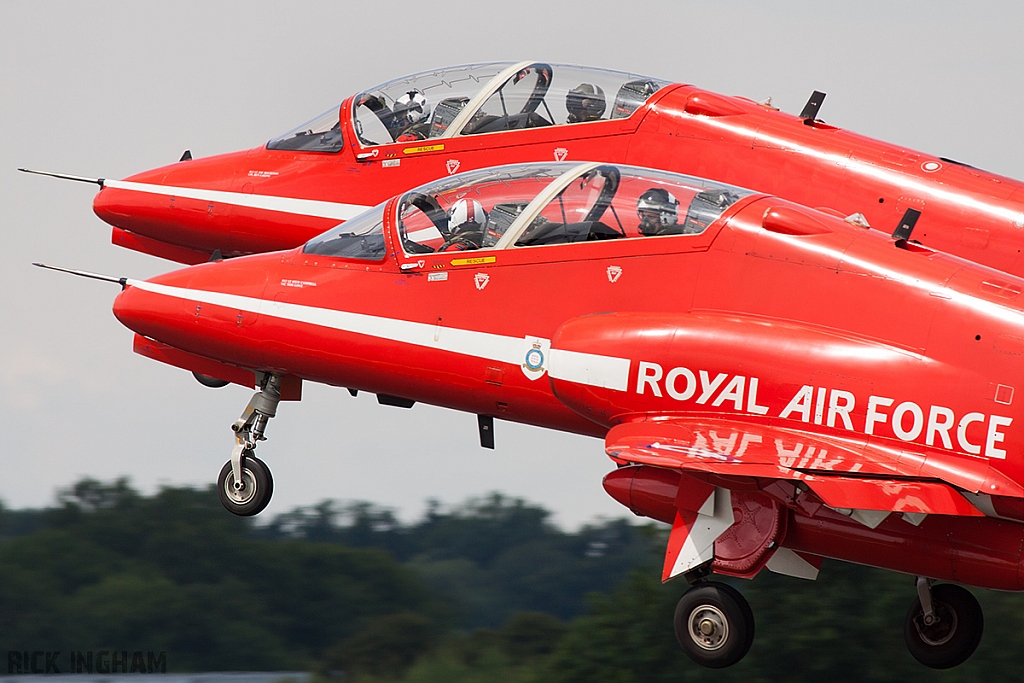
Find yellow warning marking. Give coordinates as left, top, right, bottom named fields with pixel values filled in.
left=450, top=256, right=496, bottom=266
left=403, top=144, right=444, bottom=155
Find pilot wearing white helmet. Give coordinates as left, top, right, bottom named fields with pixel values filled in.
left=439, top=199, right=488, bottom=251
left=392, top=89, right=431, bottom=141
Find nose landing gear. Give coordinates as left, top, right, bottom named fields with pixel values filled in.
left=217, top=373, right=282, bottom=516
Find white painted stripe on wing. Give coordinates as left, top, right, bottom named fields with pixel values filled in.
left=105, top=179, right=370, bottom=221
left=127, top=280, right=631, bottom=391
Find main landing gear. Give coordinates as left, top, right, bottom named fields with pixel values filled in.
left=672, top=574, right=985, bottom=669
left=904, top=577, right=984, bottom=669
left=217, top=373, right=281, bottom=516
left=674, top=581, right=754, bottom=669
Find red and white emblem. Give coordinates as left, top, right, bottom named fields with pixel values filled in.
left=473, top=272, right=490, bottom=290
left=446, top=159, right=461, bottom=175
left=607, top=265, right=622, bottom=283
left=554, top=147, right=568, bottom=162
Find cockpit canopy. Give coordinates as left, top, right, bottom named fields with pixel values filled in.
left=269, top=62, right=671, bottom=152
left=303, top=163, right=753, bottom=259
left=353, top=62, right=670, bottom=146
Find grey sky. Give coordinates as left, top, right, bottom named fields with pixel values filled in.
left=2, top=1, right=1023, bottom=527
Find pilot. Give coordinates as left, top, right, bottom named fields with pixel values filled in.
left=566, top=83, right=606, bottom=123
left=636, top=188, right=680, bottom=236
left=438, top=199, right=487, bottom=251
left=391, top=89, right=431, bottom=141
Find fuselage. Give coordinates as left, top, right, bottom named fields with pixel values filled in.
left=111, top=184, right=1024, bottom=490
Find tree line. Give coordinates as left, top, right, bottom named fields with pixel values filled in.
left=0, top=478, right=1021, bottom=681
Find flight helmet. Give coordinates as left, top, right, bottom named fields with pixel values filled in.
left=448, top=199, right=488, bottom=235
left=637, top=188, right=679, bottom=235
left=394, top=89, right=430, bottom=125
left=566, top=83, right=606, bottom=123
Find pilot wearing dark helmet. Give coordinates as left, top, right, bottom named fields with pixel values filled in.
left=566, top=83, right=606, bottom=123
left=636, top=188, right=680, bottom=236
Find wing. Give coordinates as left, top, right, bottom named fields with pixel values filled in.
left=606, top=417, right=1022, bottom=515
left=604, top=416, right=1024, bottom=581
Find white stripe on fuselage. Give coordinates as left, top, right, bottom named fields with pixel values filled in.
left=105, top=179, right=370, bottom=221
left=127, top=280, right=631, bottom=391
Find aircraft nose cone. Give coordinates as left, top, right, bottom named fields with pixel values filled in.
left=112, top=258, right=271, bottom=371
left=92, top=185, right=120, bottom=225
left=111, top=277, right=178, bottom=339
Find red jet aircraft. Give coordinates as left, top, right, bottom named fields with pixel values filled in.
left=25, top=61, right=1024, bottom=280
left=42, top=162, right=1024, bottom=670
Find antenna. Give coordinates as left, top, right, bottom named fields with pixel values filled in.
left=32, top=263, right=128, bottom=290
left=799, top=91, right=826, bottom=124
left=18, top=168, right=105, bottom=186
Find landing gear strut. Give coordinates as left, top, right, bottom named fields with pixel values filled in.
left=674, top=581, right=754, bottom=669
left=904, top=578, right=984, bottom=669
left=217, top=373, right=281, bottom=516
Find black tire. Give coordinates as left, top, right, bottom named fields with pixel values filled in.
left=904, top=584, right=984, bottom=669
left=217, top=455, right=273, bottom=516
left=674, top=582, right=755, bottom=669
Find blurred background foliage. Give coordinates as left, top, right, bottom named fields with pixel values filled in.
left=0, top=479, right=1021, bottom=681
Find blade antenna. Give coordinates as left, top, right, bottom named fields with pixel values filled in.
left=799, top=90, right=826, bottom=125
left=892, top=208, right=922, bottom=249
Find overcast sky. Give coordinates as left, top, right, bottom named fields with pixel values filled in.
left=2, top=1, right=1024, bottom=527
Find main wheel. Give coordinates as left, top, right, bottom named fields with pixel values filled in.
left=904, top=583, right=983, bottom=669
left=218, top=455, right=273, bottom=516
left=674, top=582, right=755, bottom=668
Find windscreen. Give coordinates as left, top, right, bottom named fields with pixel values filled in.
left=303, top=202, right=388, bottom=259
left=268, top=104, right=344, bottom=152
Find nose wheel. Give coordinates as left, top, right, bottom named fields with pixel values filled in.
left=904, top=579, right=983, bottom=669
left=218, top=373, right=282, bottom=516
left=218, top=453, right=273, bottom=516
left=674, top=582, right=754, bottom=669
